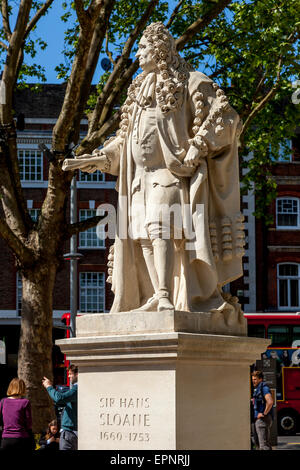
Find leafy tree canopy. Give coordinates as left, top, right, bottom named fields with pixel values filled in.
left=44, top=0, right=300, bottom=221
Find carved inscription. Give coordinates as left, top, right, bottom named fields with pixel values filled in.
left=99, top=397, right=151, bottom=443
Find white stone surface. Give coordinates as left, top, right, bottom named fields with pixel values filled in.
left=76, top=309, right=247, bottom=337
left=58, top=22, right=261, bottom=450
left=57, top=315, right=269, bottom=450
left=62, top=22, right=246, bottom=323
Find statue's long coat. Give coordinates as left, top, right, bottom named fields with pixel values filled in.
left=102, top=71, right=245, bottom=313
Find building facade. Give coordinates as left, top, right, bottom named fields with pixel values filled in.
left=0, top=85, right=116, bottom=386
left=235, top=132, right=300, bottom=313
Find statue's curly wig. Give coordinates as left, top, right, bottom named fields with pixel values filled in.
left=115, top=22, right=192, bottom=140
left=142, top=22, right=192, bottom=114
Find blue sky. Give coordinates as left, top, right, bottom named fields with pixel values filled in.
left=23, top=1, right=179, bottom=84
left=22, top=3, right=156, bottom=84
left=24, top=3, right=75, bottom=83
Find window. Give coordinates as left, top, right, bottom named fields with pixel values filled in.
left=247, top=324, right=265, bottom=338
left=79, top=272, right=105, bottom=313
left=277, top=263, right=300, bottom=309
left=278, top=139, right=292, bottom=162
left=18, top=149, right=43, bottom=182
left=276, top=198, right=300, bottom=229
left=29, top=208, right=40, bottom=222
left=270, top=139, right=292, bottom=162
left=79, top=170, right=104, bottom=183
left=79, top=209, right=105, bottom=249
left=267, top=325, right=290, bottom=346
left=292, top=326, right=300, bottom=345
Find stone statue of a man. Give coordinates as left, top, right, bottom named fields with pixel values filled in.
left=63, top=22, right=245, bottom=316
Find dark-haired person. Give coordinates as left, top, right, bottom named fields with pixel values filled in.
left=42, top=365, right=78, bottom=450
left=251, top=371, right=274, bottom=450
left=0, top=378, right=34, bottom=451
left=39, top=419, right=60, bottom=451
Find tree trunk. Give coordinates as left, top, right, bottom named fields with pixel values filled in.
left=18, top=262, right=58, bottom=432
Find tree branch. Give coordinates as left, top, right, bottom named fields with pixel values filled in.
left=1, top=0, right=12, bottom=40
left=0, top=122, right=33, bottom=239
left=166, top=0, right=184, bottom=28
left=77, top=107, right=122, bottom=154
left=1, top=0, right=32, bottom=112
left=67, top=214, right=105, bottom=237
left=89, top=0, right=158, bottom=133
left=45, top=1, right=114, bottom=244
left=175, top=0, right=232, bottom=51
left=73, top=0, right=90, bottom=31
left=64, top=0, right=116, bottom=147
left=0, top=1, right=41, bottom=238
left=239, top=25, right=299, bottom=146
left=242, top=70, right=267, bottom=116
left=24, top=0, right=54, bottom=39
left=105, top=30, right=115, bottom=66
left=52, top=0, right=116, bottom=151
left=0, top=216, right=32, bottom=263
left=0, top=40, right=8, bottom=50
left=98, top=59, right=139, bottom=126
left=240, top=58, right=283, bottom=146
left=80, top=58, right=140, bottom=152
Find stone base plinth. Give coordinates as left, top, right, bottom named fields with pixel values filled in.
left=56, top=312, right=269, bottom=450
left=75, top=308, right=247, bottom=337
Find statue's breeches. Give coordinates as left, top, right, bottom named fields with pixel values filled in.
left=130, top=168, right=184, bottom=241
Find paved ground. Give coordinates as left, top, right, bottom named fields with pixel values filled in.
left=274, top=434, right=300, bottom=450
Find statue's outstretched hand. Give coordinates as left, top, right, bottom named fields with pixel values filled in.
left=62, top=150, right=107, bottom=173
left=62, top=153, right=93, bottom=171
left=74, top=153, right=97, bottom=173
left=62, top=159, right=72, bottom=171
left=183, top=145, right=201, bottom=167
left=75, top=153, right=94, bottom=159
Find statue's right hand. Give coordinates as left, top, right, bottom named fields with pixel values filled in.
left=92, top=149, right=106, bottom=157
left=62, top=158, right=96, bottom=172
left=183, top=145, right=201, bottom=167
left=62, top=152, right=107, bottom=172
left=84, top=165, right=97, bottom=173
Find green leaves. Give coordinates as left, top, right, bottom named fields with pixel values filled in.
left=18, top=64, right=47, bottom=85
left=0, top=0, right=52, bottom=84
left=1, top=0, right=299, bottom=219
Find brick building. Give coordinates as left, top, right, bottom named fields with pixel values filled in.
left=0, top=85, right=117, bottom=387
left=236, top=131, right=300, bottom=314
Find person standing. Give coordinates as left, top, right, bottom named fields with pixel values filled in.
left=0, top=377, right=34, bottom=451
left=251, top=370, right=274, bottom=450
left=42, top=364, right=78, bottom=450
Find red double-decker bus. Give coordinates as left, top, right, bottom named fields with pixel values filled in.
left=57, top=313, right=72, bottom=385
left=57, top=312, right=81, bottom=385
left=246, top=313, right=300, bottom=434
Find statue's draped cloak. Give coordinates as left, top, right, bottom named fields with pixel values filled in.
left=103, top=71, right=244, bottom=313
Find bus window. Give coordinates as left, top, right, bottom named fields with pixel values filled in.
left=248, top=324, right=265, bottom=338
left=267, top=325, right=290, bottom=346
left=292, top=326, right=300, bottom=346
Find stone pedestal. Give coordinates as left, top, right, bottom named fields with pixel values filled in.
left=56, top=311, right=269, bottom=450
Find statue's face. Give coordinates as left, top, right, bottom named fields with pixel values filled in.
left=136, top=36, right=157, bottom=73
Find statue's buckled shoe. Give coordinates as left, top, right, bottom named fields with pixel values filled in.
left=157, top=291, right=174, bottom=311
left=136, top=295, right=159, bottom=312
